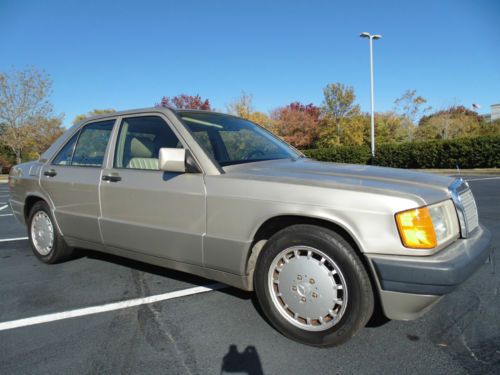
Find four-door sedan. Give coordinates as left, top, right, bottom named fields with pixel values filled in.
left=9, top=107, right=492, bottom=346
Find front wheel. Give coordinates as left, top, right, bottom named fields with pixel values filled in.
left=254, top=224, right=374, bottom=347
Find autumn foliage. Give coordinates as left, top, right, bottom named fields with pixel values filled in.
left=2, top=63, right=498, bottom=168
left=159, top=94, right=211, bottom=111
left=0, top=67, right=64, bottom=163
left=151, top=84, right=498, bottom=153
left=271, top=102, right=321, bottom=148
left=226, top=92, right=275, bottom=130
left=288, top=102, right=321, bottom=122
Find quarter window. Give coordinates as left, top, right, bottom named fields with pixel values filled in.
left=114, top=116, right=182, bottom=170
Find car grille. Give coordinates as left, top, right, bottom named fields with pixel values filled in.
left=459, top=189, right=479, bottom=234
left=449, top=178, right=479, bottom=237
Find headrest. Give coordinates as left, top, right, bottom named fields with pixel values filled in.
left=130, top=137, right=155, bottom=158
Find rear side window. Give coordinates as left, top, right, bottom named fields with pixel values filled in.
left=53, top=120, right=115, bottom=167
left=52, top=132, right=78, bottom=165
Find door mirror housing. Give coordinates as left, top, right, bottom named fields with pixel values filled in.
left=159, top=148, right=186, bottom=173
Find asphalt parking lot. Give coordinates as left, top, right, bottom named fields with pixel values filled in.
left=0, top=176, right=499, bottom=374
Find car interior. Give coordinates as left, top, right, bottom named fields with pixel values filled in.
left=114, top=116, right=183, bottom=170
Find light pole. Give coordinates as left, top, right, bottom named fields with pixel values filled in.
left=360, top=32, right=382, bottom=165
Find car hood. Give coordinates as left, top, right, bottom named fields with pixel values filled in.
left=223, top=158, right=456, bottom=205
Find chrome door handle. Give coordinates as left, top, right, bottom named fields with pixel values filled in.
left=102, top=174, right=122, bottom=182
left=43, top=169, right=57, bottom=177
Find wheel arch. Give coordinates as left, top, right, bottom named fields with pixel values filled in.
left=23, top=194, right=63, bottom=236
left=24, top=195, right=47, bottom=222
left=246, top=215, right=366, bottom=284
left=245, top=215, right=379, bottom=310
left=253, top=215, right=364, bottom=255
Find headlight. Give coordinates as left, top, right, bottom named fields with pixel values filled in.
left=395, top=199, right=459, bottom=250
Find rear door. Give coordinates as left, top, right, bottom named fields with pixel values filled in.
left=40, top=119, right=116, bottom=243
left=99, top=114, right=206, bottom=266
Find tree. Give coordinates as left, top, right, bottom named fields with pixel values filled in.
left=322, top=83, right=360, bottom=121
left=247, top=111, right=275, bottom=130
left=0, top=67, right=60, bottom=164
left=374, top=112, right=407, bottom=144
left=288, top=102, right=321, bottom=122
left=159, top=94, right=211, bottom=110
left=73, top=109, right=116, bottom=125
left=30, top=116, right=64, bottom=155
left=227, top=92, right=275, bottom=130
left=341, top=115, right=370, bottom=146
left=271, top=102, right=321, bottom=148
left=227, top=91, right=254, bottom=119
left=394, top=89, right=431, bottom=123
left=0, top=145, right=15, bottom=171
left=318, top=83, right=360, bottom=146
left=416, top=106, right=482, bottom=140
left=479, top=118, right=500, bottom=136
left=394, top=89, right=431, bottom=141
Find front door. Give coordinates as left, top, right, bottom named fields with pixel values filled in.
left=99, top=115, right=206, bottom=266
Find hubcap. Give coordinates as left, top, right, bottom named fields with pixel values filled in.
left=31, top=211, right=54, bottom=256
left=268, top=246, right=348, bottom=331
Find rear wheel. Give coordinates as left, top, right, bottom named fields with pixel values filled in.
left=28, top=201, right=73, bottom=263
left=254, top=224, right=374, bottom=347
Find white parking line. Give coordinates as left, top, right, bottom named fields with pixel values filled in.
left=466, top=176, right=500, bottom=182
left=0, top=237, right=29, bottom=243
left=0, top=205, right=8, bottom=211
left=0, top=214, right=13, bottom=217
left=0, top=284, right=226, bottom=332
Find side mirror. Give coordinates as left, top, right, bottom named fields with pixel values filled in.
left=159, top=148, right=186, bottom=173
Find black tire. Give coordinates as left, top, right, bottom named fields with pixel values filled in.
left=254, top=224, right=374, bottom=347
left=28, top=201, right=74, bottom=264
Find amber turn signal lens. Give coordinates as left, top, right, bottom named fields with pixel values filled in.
left=395, top=207, right=437, bottom=249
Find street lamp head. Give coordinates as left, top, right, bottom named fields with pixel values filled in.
left=360, top=32, right=370, bottom=38
left=372, top=34, right=382, bottom=40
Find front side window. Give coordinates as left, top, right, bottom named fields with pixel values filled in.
left=179, top=112, right=298, bottom=166
left=52, top=120, right=114, bottom=167
left=114, top=116, right=182, bottom=170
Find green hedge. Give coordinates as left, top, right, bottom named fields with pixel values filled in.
left=303, top=136, right=500, bottom=168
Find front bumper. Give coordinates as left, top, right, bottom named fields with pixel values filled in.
left=366, top=225, right=492, bottom=320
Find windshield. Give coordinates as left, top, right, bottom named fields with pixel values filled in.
left=178, top=111, right=299, bottom=166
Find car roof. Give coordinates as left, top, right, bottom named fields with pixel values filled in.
left=77, top=107, right=172, bottom=123
left=79, top=107, right=233, bottom=124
